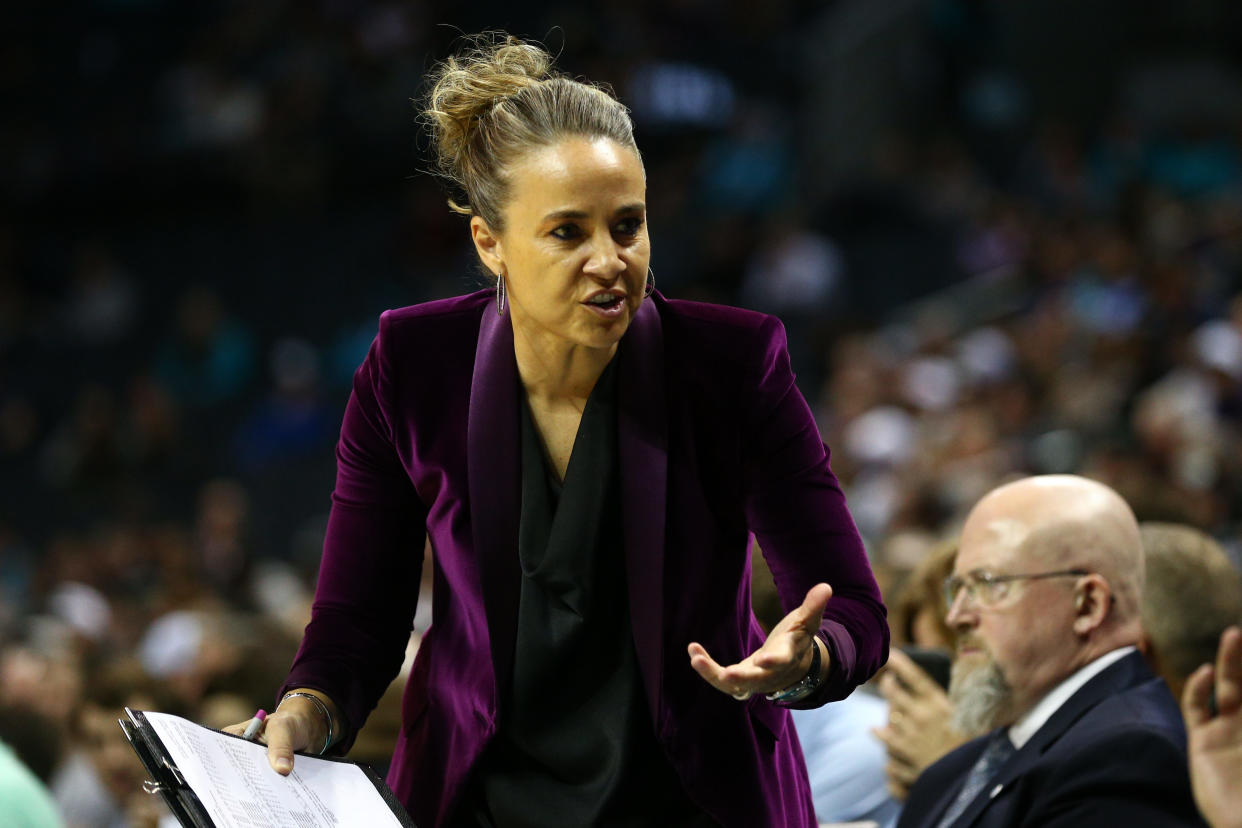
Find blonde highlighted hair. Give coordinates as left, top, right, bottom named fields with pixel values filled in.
left=421, top=33, right=640, bottom=232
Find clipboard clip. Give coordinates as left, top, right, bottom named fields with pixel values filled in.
left=142, top=759, right=185, bottom=795
left=163, top=757, right=187, bottom=788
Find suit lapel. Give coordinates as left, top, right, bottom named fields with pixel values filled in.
left=467, top=306, right=522, bottom=707
left=952, top=652, right=1151, bottom=827
left=617, top=296, right=668, bottom=719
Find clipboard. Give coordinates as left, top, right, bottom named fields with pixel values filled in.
left=119, top=708, right=418, bottom=828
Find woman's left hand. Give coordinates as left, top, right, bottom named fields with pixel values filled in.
left=687, top=583, right=832, bottom=701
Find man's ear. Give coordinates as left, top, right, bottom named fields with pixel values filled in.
left=470, top=216, right=503, bottom=277
left=1072, top=574, right=1111, bottom=635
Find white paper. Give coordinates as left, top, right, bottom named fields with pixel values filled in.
left=142, top=711, right=404, bottom=828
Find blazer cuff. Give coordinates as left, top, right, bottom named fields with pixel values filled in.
left=784, top=621, right=857, bottom=709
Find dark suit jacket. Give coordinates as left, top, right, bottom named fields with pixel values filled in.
left=279, top=290, right=889, bottom=827
left=898, top=651, right=1206, bottom=828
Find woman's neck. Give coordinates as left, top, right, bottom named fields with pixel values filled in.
left=512, top=318, right=615, bottom=403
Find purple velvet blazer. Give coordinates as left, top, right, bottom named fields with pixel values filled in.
left=281, top=289, right=888, bottom=827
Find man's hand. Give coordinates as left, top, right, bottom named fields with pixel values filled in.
left=1182, top=626, right=1242, bottom=828
left=874, top=648, right=966, bottom=800
left=688, top=583, right=832, bottom=701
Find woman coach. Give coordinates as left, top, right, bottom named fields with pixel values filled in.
left=227, top=33, right=888, bottom=827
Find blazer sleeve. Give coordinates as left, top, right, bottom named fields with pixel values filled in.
left=280, top=314, right=428, bottom=752
left=742, top=315, right=888, bottom=706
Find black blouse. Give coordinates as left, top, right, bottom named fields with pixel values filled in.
left=464, top=358, right=709, bottom=827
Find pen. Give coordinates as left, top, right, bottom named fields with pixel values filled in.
left=242, top=709, right=266, bottom=741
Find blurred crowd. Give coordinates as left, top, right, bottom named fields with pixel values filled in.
left=2, top=0, right=1241, bottom=825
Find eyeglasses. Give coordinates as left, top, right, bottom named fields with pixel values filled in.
left=942, top=568, right=1089, bottom=609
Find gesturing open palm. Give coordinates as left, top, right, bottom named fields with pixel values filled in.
left=688, top=583, right=832, bottom=701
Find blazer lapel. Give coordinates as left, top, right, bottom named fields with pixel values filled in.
left=466, top=299, right=669, bottom=719
left=467, top=306, right=522, bottom=707
left=617, top=296, right=669, bottom=719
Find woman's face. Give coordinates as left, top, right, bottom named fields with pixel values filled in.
left=473, top=136, right=650, bottom=353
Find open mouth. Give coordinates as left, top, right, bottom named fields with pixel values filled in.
left=584, top=293, right=625, bottom=312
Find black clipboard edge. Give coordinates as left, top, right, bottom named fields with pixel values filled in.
left=120, top=708, right=215, bottom=828
left=119, top=708, right=418, bottom=828
left=361, top=762, right=419, bottom=828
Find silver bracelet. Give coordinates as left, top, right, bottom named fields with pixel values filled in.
left=765, top=638, right=824, bottom=705
left=280, top=691, right=335, bottom=755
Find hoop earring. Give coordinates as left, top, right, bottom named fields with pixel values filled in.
left=644, top=267, right=655, bottom=298
left=496, top=273, right=506, bottom=316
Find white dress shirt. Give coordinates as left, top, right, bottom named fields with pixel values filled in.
left=1007, top=646, right=1137, bottom=749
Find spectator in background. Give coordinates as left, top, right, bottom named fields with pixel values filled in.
left=59, top=242, right=139, bottom=348
left=882, top=520, right=1242, bottom=809
left=0, top=641, right=83, bottom=751
left=877, top=540, right=969, bottom=802
left=1182, top=626, right=1242, bottom=828
left=1140, top=522, right=1242, bottom=701
left=887, top=538, right=959, bottom=652
left=50, top=659, right=171, bottom=828
left=231, top=337, right=334, bottom=474
left=898, top=475, right=1203, bottom=828
left=0, top=705, right=63, bottom=786
left=0, top=610, right=71, bottom=828
left=0, top=727, right=63, bottom=828
left=154, top=286, right=255, bottom=409
left=193, top=479, right=253, bottom=598
left=136, top=609, right=251, bottom=712
left=739, top=214, right=847, bottom=391
left=39, top=385, right=125, bottom=492
left=879, top=650, right=970, bottom=804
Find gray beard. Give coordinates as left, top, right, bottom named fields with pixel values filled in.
left=949, top=655, right=1013, bottom=736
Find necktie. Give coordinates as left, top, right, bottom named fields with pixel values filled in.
left=934, top=730, right=1016, bottom=828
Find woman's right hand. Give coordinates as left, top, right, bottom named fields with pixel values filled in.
left=221, top=689, right=337, bottom=775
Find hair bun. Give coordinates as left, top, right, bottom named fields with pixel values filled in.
left=418, top=31, right=636, bottom=229
left=424, top=34, right=554, bottom=210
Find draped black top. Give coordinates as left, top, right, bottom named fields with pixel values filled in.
left=464, top=359, right=708, bottom=827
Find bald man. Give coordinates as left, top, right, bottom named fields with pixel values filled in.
left=898, top=475, right=1205, bottom=828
